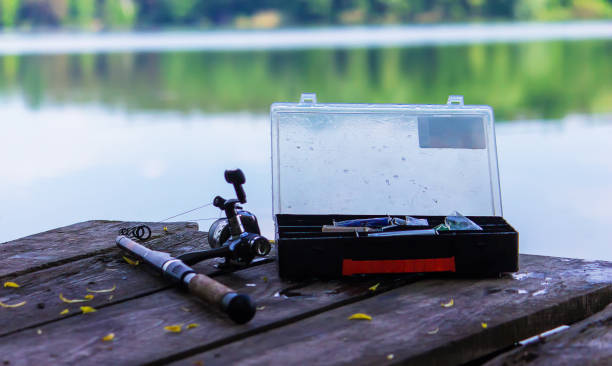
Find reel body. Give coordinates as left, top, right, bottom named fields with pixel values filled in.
left=177, top=169, right=271, bottom=267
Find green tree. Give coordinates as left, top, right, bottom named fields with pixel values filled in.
left=163, top=0, right=198, bottom=21
left=71, top=0, right=96, bottom=28
left=104, top=0, right=138, bottom=28
left=1, top=0, right=20, bottom=28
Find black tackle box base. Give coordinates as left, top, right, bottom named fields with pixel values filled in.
left=276, top=214, right=518, bottom=279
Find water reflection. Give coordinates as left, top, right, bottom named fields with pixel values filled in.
left=1, top=98, right=611, bottom=261
left=1, top=39, right=612, bottom=120
left=2, top=36, right=612, bottom=261
left=0, top=102, right=272, bottom=243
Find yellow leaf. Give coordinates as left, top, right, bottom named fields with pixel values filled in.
left=59, top=293, right=92, bottom=303
left=102, top=333, right=115, bottom=341
left=180, top=306, right=190, bottom=312
left=348, top=313, right=372, bottom=321
left=164, top=324, right=182, bottom=333
left=36, top=329, right=42, bottom=335
left=108, top=295, right=114, bottom=301
left=3, top=281, right=20, bottom=288
left=163, top=226, right=168, bottom=232
left=387, top=354, right=394, bottom=360
left=186, top=323, right=199, bottom=329
left=368, top=283, right=380, bottom=292
left=427, top=327, right=439, bottom=335
left=122, top=256, right=139, bottom=266
left=60, top=308, right=69, bottom=315
left=481, top=322, right=488, bottom=329
left=256, top=306, right=265, bottom=311
left=84, top=294, right=94, bottom=300
left=0, top=300, right=26, bottom=308
left=86, top=284, right=116, bottom=293
left=80, top=306, right=97, bottom=314
left=441, top=298, right=454, bottom=308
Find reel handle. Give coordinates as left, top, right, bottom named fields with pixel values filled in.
left=213, top=196, right=226, bottom=209
left=188, top=273, right=256, bottom=324
left=225, top=169, right=247, bottom=203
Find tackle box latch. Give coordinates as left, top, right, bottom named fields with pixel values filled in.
left=447, top=95, right=464, bottom=105
left=299, top=93, right=317, bottom=105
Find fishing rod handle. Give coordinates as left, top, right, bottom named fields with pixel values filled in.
left=187, top=273, right=256, bottom=324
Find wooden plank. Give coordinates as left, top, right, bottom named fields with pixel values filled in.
left=167, top=255, right=612, bottom=366
left=0, top=262, right=415, bottom=365
left=0, top=220, right=198, bottom=278
left=484, top=303, right=612, bottom=366
left=0, top=230, right=216, bottom=337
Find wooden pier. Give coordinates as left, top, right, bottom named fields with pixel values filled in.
left=0, top=221, right=610, bottom=365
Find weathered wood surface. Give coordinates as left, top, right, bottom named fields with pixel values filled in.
left=171, top=256, right=612, bottom=366
left=1, top=222, right=611, bottom=366
left=0, top=230, right=215, bottom=337
left=0, top=252, right=414, bottom=365
left=485, top=303, right=612, bottom=366
left=0, top=220, right=198, bottom=278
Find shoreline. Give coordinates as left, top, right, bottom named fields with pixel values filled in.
left=0, top=20, right=611, bottom=55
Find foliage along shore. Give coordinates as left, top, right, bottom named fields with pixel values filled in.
left=1, top=0, right=612, bottom=31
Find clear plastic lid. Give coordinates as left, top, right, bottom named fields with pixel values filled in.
left=271, top=94, right=502, bottom=217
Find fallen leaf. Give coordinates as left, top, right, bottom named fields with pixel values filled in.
left=0, top=300, right=26, bottom=308
left=60, top=309, right=69, bottom=315
left=164, top=324, right=182, bottom=333
left=180, top=306, right=191, bottom=312
left=59, top=293, right=92, bottom=303
left=186, top=323, right=199, bottom=329
left=108, top=295, right=114, bottom=301
left=369, top=283, right=380, bottom=292
left=387, top=354, right=394, bottom=360
left=348, top=313, right=372, bottom=321
left=36, top=329, right=42, bottom=335
left=122, top=256, right=139, bottom=266
left=3, top=281, right=20, bottom=288
left=441, top=298, right=454, bottom=308
left=87, top=284, right=117, bottom=293
left=427, top=327, right=439, bottom=335
left=163, top=226, right=168, bottom=232
left=256, top=306, right=265, bottom=311
left=102, top=333, right=115, bottom=341
left=84, top=294, right=94, bottom=300
left=481, top=322, right=488, bottom=329
left=262, top=276, right=268, bottom=283
left=80, top=306, right=97, bottom=314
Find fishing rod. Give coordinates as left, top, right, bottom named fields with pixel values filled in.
left=116, top=168, right=271, bottom=324
left=116, top=235, right=256, bottom=324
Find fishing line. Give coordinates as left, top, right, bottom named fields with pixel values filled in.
left=188, top=217, right=222, bottom=222
left=159, top=202, right=213, bottom=222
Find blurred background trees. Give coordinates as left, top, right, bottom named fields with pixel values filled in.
left=0, top=0, right=611, bottom=31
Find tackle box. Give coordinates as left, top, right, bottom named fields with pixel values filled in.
left=271, top=93, right=518, bottom=278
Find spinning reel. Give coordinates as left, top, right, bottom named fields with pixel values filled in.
left=177, top=169, right=271, bottom=267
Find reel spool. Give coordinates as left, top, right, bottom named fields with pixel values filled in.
left=208, top=211, right=261, bottom=249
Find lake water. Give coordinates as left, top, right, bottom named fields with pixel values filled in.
left=1, top=25, right=611, bottom=261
